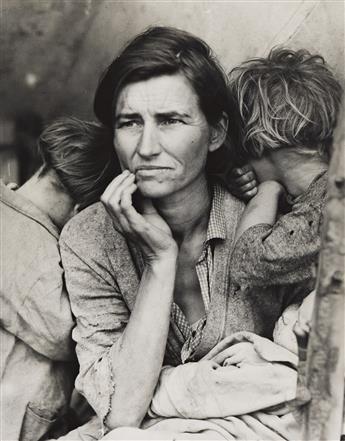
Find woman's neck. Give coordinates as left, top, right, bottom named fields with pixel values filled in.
left=154, top=174, right=211, bottom=244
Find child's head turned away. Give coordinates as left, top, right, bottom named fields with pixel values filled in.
left=228, top=48, right=343, bottom=165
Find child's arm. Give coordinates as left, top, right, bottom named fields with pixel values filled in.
left=234, top=180, right=284, bottom=243
left=231, top=177, right=325, bottom=288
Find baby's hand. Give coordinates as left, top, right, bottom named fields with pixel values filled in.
left=293, top=291, right=316, bottom=357
left=226, top=165, right=258, bottom=202
left=298, top=290, right=316, bottom=329
left=220, top=342, right=265, bottom=367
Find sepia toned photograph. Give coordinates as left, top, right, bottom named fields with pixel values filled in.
left=1, top=1, right=344, bottom=440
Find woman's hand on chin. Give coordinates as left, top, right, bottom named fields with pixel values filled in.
left=101, top=170, right=178, bottom=262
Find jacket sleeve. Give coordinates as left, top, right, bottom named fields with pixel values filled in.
left=230, top=201, right=323, bottom=287
left=0, top=248, right=75, bottom=361
left=59, top=232, right=130, bottom=423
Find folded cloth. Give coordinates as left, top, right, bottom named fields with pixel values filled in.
left=56, top=333, right=302, bottom=440
left=103, top=413, right=300, bottom=440
left=149, top=332, right=298, bottom=419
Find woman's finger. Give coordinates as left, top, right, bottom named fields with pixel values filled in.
left=119, top=184, right=146, bottom=232
left=101, top=170, right=131, bottom=203
left=103, top=174, right=175, bottom=254
left=119, top=185, right=167, bottom=249
left=101, top=173, right=136, bottom=232
left=120, top=183, right=138, bottom=211
left=102, top=173, right=135, bottom=212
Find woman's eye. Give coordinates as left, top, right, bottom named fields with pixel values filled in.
left=117, top=120, right=140, bottom=129
left=161, top=118, right=183, bottom=126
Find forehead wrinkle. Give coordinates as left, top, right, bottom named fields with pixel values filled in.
left=157, top=81, right=194, bottom=112
left=119, top=77, right=199, bottom=116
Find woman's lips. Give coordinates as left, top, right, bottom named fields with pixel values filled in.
left=135, top=166, right=170, bottom=170
left=135, top=166, right=171, bottom=174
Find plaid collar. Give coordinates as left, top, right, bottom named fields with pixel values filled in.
left=206, top=183, right=227, bottom=243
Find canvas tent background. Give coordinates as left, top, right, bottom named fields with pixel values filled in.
left=0, top=1, right=344, bottom=122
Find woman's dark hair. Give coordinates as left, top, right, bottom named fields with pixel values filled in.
left=94, top=26, right=232, bottom=128
left=93, top=26, right=234, bottom=174
left=38, top=117, right=120, bottom=209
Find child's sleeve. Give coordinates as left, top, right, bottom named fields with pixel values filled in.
left=231, top=200, right=323, bottom=287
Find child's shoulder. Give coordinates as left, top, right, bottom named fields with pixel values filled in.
left=289, top=171, right=328, bottom=209
left=305, top=170, right=328, bottom=201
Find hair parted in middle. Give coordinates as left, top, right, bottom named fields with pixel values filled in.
left=38, top=117, right=120, bottom=209
left=94, top=26, right=232, bottom=129
left=228, top=47, right=343, bottom=163
left=93, top=26, right=234, bottom=175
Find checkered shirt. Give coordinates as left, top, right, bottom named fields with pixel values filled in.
left=170, top=184, right=226, bottom=363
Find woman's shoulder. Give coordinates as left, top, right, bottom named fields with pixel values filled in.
left=60, top=201, right=125, bottom=251
left=215, top=181, right=245, bottom=216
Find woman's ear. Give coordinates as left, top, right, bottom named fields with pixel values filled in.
left=209, top=112, right=229, bottom=153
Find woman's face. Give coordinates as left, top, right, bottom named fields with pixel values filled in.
left=113, top=73, right=222, bottom=199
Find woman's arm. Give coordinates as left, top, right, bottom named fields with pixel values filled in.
left=107, top=256, right=177, bottom=429
left=61, top=171, right=178, bottom=430
left=100, top=171, right=179, bottom=429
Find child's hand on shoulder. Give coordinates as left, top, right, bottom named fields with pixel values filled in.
left=226, top=165, right=258, bottom=202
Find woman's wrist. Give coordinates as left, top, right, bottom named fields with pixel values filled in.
left=143, top=252, right=178, bottom=298
left=147, top=246, right=178, bottom=268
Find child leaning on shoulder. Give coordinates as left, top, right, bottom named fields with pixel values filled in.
left=227, top=48, right=342, bottom=298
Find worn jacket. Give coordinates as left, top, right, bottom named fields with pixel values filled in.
left=231, top=172, right=327, bottom=287
left=0, top=183, right=76, bottom=441
left=60, top=184, right=311, bottom=423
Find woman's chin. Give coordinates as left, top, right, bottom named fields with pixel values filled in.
left=137, top=181, right=173, bottom=199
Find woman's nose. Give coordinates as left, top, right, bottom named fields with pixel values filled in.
left=136, top=123, right=161, bottom=158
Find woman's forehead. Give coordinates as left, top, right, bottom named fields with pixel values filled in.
left=115, top=74, right=200, bottom=116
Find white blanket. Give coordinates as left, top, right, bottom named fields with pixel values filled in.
left=103, top=332, right=302, bottom=440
